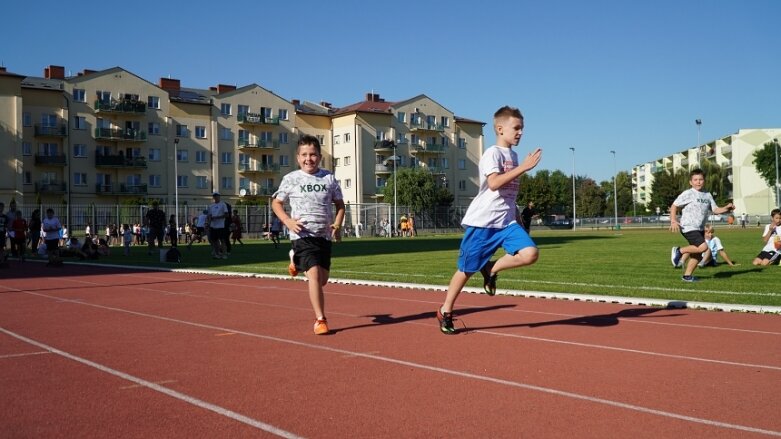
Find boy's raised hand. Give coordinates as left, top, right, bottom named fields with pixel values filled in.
left=521, top=148, right=542, bottom=172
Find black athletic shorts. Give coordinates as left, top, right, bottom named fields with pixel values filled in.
left=292, top=237, right=332, bottom=273
left=756, top=251, right=780, bottom=264
left=681, top=230, right=706, bottom=247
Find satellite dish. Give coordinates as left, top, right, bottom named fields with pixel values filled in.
left=239, top=188, right=247, bottom=197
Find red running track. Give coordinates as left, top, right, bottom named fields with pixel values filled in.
left=1, top=263, right=780, bottom=438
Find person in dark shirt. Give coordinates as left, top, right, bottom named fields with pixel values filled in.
left=520, top=201, right=537, bottom=234
left=144, top=200, right=166, bottom=255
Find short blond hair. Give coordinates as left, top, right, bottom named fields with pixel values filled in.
left=493, top=106, right=523, bottom=133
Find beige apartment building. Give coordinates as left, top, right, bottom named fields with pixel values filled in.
left=633, top=128, right=781, bottom=215
left=0, top=65, right=484, bottom=224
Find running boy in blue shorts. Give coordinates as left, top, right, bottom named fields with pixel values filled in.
left=437, top=106, right=542, bottom=334
left=272, top=134, right=345, bottom=335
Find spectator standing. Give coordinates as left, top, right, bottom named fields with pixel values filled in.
left=208, top=193, right=229, bottom=259
left=144, top=201, right=166, bottom=255
left=11, top=211, right=27, bottom=262
left=28, top=209, right=42, bottom=255
left=42, top=208, right=63, bottom=266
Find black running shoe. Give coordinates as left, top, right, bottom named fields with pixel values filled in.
left=480, top=260, right=497, bottom=296
left=436, top=308, right=456, bottom=334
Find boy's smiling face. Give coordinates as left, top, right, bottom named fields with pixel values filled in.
left=689, top=174, right=705, bottom=191
left=296, top=143, right=321, bottom=174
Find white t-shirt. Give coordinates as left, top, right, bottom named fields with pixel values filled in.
left=42, top=216, right=62, bottom=241
left=706, top=237, right=723, bottom=262
left=672, top=188, right=718, bottom=233
left=760, top=224, right=781, bottom=252
left=460, top=145, right=519, bottom=229
left=273, top=168, right=343, bottom=240
left=208, top=201, right=229, bottom=229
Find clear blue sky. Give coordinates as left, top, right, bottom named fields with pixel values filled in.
left=3, top=0, right=779, bottom=182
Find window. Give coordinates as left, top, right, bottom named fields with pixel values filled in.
left=40, top=114, right=57, bottom=127
left=279, top=155, right=289, bottom=167
left=428, top=158, right=437, bottom=167
left=220, top=103, right=231, bottom=116
left=96, top=90, right=111, bottom=103
left=195, top=126, right=206, bottom=138
left=176, top=124, right=189, bottom=137
left=375, top=130, right=385, bottom=141
left=458, top=159, right=466, bottom=170
left=441, top=116, right=449, bottom=127
left=73, top=144, right=87, bottom=157
left=40, top=143, right=59, bottom=156
left=261, top=107, right=272, bottom=118
left=196, top=176, right=208, bottom=189
left=260, top=131, right=273, bottom=142
left=195, top=151, right=207, bottom=163
left=177, top=149, right=188, bottom=162
left=458, top=138, right=466, bottom=149
left=148, top=96, right=160, bottom=109
left=221, top=176, right=233, bottom=189
left=23, top=112, right=32, bottom=127
left=333, top=134, right=341, bottom=144
left=411, top=134, right=418, bottom=145
left=442, top=137, right=449, bottom=147
left=344, top=178, right=352, bottom=188
left=129, top=147, right=141, bottom=158
left=177, top=175, right=188, bottom=188
left=220, top=127, right=232, bottom=140
left=396, top=133, right=406, bottom=144
left=426, top=115, right=436, bottom=127
left=73, top=89, right=86, bottom=102
left=333, top=157, right=340, bottom=167
left=149, top=148, right=161, bottom=161
left=238, top=129, right=249, bottom=144
left=239, top=177, right=248, bottom=190
left=427, top=136, right=437, bottom=146
left=148, top=175, right=161, bottom=188
left=376, top=177, right=386, bottom=187
left=24, top=171, right=31, bottom=185
left=220, top=152, right=232, bottom=164
left=442, top=158, right=449, bottom=169
left=96, top=145, right=111, bottom=156
left=278, top=109, right=288, bottom=120
left=344, top=156, right=351, bottom=166
left=22, top=142, right=32, bottom=156
left=238, top=105, right=249, bottom=117
left=96, top=118, right=110, bottom=129
left=148, top=122, right=161, bottom=135
left=73, top=173, right=87, bottom=186
left=459, top=180, right=466, bottom=191
left=397, top=111, right=406, bottom=123
left=279, top=132, right=288, bottom=144
left=344, top=132, right=351, bottom=143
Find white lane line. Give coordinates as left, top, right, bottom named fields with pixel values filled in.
left=6, top=292, right=781, bottom=437
left=19, top=277, right=781, bottom=371
left=0, top=327, right=304, bottom=439
left=0, top=351, right=51, bottom=360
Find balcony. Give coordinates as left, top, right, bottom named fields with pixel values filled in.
left=95, top=183, right=148, bottom=195
left=410, top=143, right=446, bottom=154
left=34, top=124, right=68, bottom=137
left=238, top=139, right=280, bottom=150
left=720, top=144, right=732, bottom=156
left=410, top=121, right=445, bottom=132
left=237, top=113, right=280, bottom=126
left=240, top=186, right=278, bottom=196
left=95, top=154, right=147, bottom=168
left=35, top=181, right=67, bottom=193
left=94, top=128, right=147, bottom=142
left=94, top=99, right=147, bottom=115
left=375, top=164, right=392, bottom=174
left=374, top=139, right=395, bottom=151
left=34, top=154, right=67, bottom=166
left=237, top=163, right=281, bottom=174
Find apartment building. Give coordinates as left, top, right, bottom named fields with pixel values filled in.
left=0, top=64, right=484, bottom=220
left=633, top=128, right=781, bottom=215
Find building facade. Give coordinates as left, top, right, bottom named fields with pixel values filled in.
left=633, top=128, right=781, bottom=215
left=0, top=65, right=485, bottom=227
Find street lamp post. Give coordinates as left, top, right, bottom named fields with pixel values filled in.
left=775, top=138, right=779, bottom=208
left=695, top=119, right=702, bottom=168
left=174, top=137, right=179, bottom=236
left=610, top=150, right=618, bottom=229
left=383, top=143, right=398, bottom=237
left=569, top=147, right=576, bottom=230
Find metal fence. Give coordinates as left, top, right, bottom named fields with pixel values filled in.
left=7, top=203, right=774, bottom=238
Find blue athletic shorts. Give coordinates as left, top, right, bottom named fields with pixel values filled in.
left=457, top=222, right=536, bottom=273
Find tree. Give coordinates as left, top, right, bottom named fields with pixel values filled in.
left=699, top=161, right=731, bottom=205
left=601, top=171, right=637, bottom=217
left=649, top=169, right=688, bottom=213
left=576, top=178, right=606, bottom=218
left=753, top=141, right=779, bottom=189
left=383, top=167, right=438, bottom=213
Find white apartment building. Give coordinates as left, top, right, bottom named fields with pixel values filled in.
left=633, top=128, right=781, bottom=215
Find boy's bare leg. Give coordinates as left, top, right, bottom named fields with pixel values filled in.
left=306, top=266, right=328, bottom=319
left=491, top=247, right=539, bottom=273
left=442, top=271, right=471, bottom=313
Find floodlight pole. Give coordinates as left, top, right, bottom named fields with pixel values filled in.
left=393, top=143, right=397, bottom=237
left=775, top=138, right=779, bottom=207
left=174, top=137, right=179, bottom=236
left=570, top=147, right=576, bottom=230
left=610, top=150, right=618, bottom=229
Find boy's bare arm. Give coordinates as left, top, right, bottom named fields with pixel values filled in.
left=486, top=148, right=542, bottom=191
left=669, top=205, right=680, bottom=232
left=713, top=202, right=735, bottom=215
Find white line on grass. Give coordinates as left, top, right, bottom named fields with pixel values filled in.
left=5, top=290, right=781, bottom=437
left=0, top=327, right=305, bottom=439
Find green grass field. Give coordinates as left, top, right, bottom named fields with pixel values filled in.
left=86, top=227, right=779, bottom=307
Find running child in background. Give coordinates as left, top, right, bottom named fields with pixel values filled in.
left=272, top=134, right=345, bottom=335
left=670, top=169, right=735, bottom=281
left=752, top=208, right=781, bottom=266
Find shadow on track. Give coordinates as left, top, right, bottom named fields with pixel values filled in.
left=332, top=304, right=516, bottom=334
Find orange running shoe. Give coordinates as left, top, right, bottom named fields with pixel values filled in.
left=313, top=318, right=330, bottom=335
left=288, top=249, right=298, bottom=276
